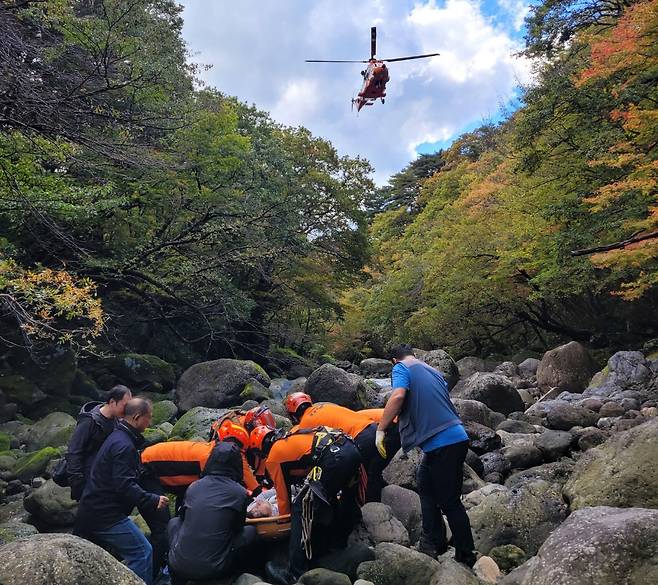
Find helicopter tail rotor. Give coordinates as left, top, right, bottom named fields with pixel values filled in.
left=371, top=26, right=376, bottom=59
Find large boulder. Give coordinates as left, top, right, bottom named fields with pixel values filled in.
left=517, top=358, right=540, bottom=378
left=468, top=480, right=568, bottom=556
left=457, top=357, right=495, bottom=379
left=0, top=374, right=47, bottom=413
left=501, top=507, right=658, bottom=585
left=0, top=533, right=144, bottom=584
left=151, top=399, right=178, bottom=425
left=533, top=430, right=572, bottom=461
left=355, top=502, right=410, bottom=546
left=382, top=448, right=423, bottom=491
left=464, top=421, right=502, bottom=454
left=169, top=406, right=227, bottom=440
left=357, top=542, right=440, bottom=585
left=453, top=374, right=524, bottom=416
left=453, top=399, right=505, bottom=429
left=23, top=479, right=77, bottom=526
left=25, top=412, right=76, bottom=451
left=563, top=418, right=658, bottom=509
left=381, top=485, right=422, bottom=544
left=594, top=351, right=654, bottom=391
left=0, top=521, right=38, bottom=545
left=536, top=341, right=596, bottom=393
left=423, top=349, right=459, bottom=390
left=13, top=447, right=61, bottom=482
left=305, top=364, right=368, bottom=410
left=87, top=352, right=176, bottom=393
left=176, top=359, right=270, bottom=411
left=542, top=401, right=599, bottom=430
left=430, top=557, right=485, bottom=585
left=359, top=358, right=392, bottom=378
left=504, top=459, right=575, bottom=489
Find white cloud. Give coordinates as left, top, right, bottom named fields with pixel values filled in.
left=179, top=0, right=533, bottom=184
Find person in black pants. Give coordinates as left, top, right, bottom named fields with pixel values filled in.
left=167, top=442, right=257, bottom=585
left=377, top=344, right=476, bottom=567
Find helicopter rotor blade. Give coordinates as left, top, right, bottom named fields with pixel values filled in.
left=371, top=26, right=376, bottom=59
left=305, top=59, right=369, bottom=63
left=382, top=52, right=440, bottom=62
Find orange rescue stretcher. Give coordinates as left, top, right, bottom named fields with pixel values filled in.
left=246, top=514, right=291, bottom=540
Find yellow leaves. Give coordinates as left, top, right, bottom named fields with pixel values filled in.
left=0, top=257, right=104, bottom=345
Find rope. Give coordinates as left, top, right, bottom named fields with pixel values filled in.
left=301, top=486, right=314, bottom=560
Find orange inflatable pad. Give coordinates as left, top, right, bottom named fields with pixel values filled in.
left=245, top=514, right=291, bottom=540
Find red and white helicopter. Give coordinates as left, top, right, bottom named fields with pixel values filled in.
left=306, top=27, right=440, bottom=112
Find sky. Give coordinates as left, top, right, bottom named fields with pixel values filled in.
left=179, top=0, right=534, bottom=184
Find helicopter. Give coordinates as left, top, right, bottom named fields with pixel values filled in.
left=306, top=27, right=440, bottom=112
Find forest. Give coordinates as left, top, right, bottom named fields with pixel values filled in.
left=1, top=0, right=657, bottom=371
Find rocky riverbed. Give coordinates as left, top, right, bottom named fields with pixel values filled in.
left=1, top=341, right=657, bottom=585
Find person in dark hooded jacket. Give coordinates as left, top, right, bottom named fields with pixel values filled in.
left=66, top=385, right=132, bottom=500
left=167, top=442, right=257, bottom=585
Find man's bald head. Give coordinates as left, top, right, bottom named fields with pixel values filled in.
left=123, top=397, right=153, bottom=432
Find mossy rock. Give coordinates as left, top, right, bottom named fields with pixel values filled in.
left=0, top=521, right=38, bottom=545
left=96, top=353, right=176, bottom=392
left=489, top=544, right=528, bottom=572
left=0, top=375, right=46, bottom=410
left=143, top=427, right=168, bottom=447
left=28, top=397, right=79, bottom=420
left=151, top=400, right=178, bottom=426
left=240, top=378, right=273, bottom=402
left=0, top=454, right=17, bottom=473
left=158, top=422, right=173, bottom=436
left=169, top=406, right=227, bottom=441
left=0, top=432, right=10, bottom=452
left=26, top=412, right=76, bottom=451
left=14, top=447, right=60, bottom=482
left=70, top=369, right=100, bottom=399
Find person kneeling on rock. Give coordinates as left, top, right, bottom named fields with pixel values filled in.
left=167, top=442, right=257, bottom=585
left=249, top=425, right=364, bottom=585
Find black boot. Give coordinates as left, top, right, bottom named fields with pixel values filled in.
left=265, top=561, right=293, bottom=585
left=455, top=549, right=477, bottom=568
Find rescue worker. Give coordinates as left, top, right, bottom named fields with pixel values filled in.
left=139, top=422, right=257, bottom=576
left=285, top=393, right=398, bottom=501
left=249, top=425, right=363, bottom=585
left=65, top=385, right=132, bottom=500
left=167, top=442, right=257, bottom=585
left=75, top=398, right=168, bottom=585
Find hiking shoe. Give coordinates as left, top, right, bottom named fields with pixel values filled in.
left=455, top=550, right=477, bottom=568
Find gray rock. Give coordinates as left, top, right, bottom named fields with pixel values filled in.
left=0, top=533, right=144, bottom=584
left=176, top=359, right=271, bottom=410
left=534, top=430, right=572, bottom=461
left=358, top=502, right=410, bottom=546
left=232, top=574, right=263, bottom=585
left=488, top=544, right=527, bottom=573
left=240, top=378, right=273, bottom=402
left=23, top=479, right=77, bottom=526
left=494, top=361, right=520, bottom=378
left=536, top=341, right=596, bottom=393
left=382, top=448, right=423, bottom=490
left=299, top=568, right=351, bottom=585
left=423, top=350, right=460, bottom=390
left=151, top=400, right=178, bottom=425
left=169, top=406, right=227, bottom=440
left=453, top=373, right=524, bottom=416
left=305, top=364, right=368, bottom=410
left=468, top=480, right=568, bottom=556
left=544, top=402, right=599, bottom=431
left=381, top=484, right=422, bottom=544
left=357, top=542, right=440, bottom=585
left=518, top=359, right=540, bottom=378
left=599, top=401, right=624, bottom=417
left=606, top=351, right=654, bottom=390
left=359, top=358, right=392, bottom=377
left=464, top=422, right=501, bottom=454
left=0, top=521, right=38, bottom=545
left=501, top=442, right=543, bottom=470
left=504, top=506, right=658, bottom=585
left=480, top=451, right=511, bottom=477
left=504, top=460, right=575, bottom=489
left=496, top=420, right=537, bottom=434
left=457, top=357, right=495, bottom=379
left=578, top=397, right=603, bottom=411
left=576, top=427, right=608, bottom=451
left=564, top=418, right=658, bottom=509
left=430, top=557, right=484, bottom=585
left=25, top=412, right=76, bottom=451
left=463, top=484, right=508, bottom=510
left=453, top=399, right=505, bottom=429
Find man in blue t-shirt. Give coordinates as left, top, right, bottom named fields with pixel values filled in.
left=376, top=344, right=476, bottom=567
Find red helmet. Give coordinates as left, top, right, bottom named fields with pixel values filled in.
left=212, top=419, right=250, bottom=450
left=249, top=425, right=275, bottom=454
left=244, top=405, right=276, bottom=433
left=284, top=392, right=312, bottom=416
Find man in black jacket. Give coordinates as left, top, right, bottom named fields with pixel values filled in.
left=66, top=385, right=132, bottom=500
left=167, top=442, right=257, bottom=585
left=75, top=398, right=168, bottom=585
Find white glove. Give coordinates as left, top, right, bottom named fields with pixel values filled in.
left=375, top=430, right=387, bottom=459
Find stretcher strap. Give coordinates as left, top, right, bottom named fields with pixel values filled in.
left=301, top=486, right=314, bottom=560
left=357, top=464, right=367, bottom=506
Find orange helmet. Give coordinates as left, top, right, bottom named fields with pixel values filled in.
left=244, top=405, right=276, bottom=433
left=284, top=392, right=312, bottom=417
left=212, top=419, right=250, bottom=450
left=249, top=425, right=275, bottom=454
